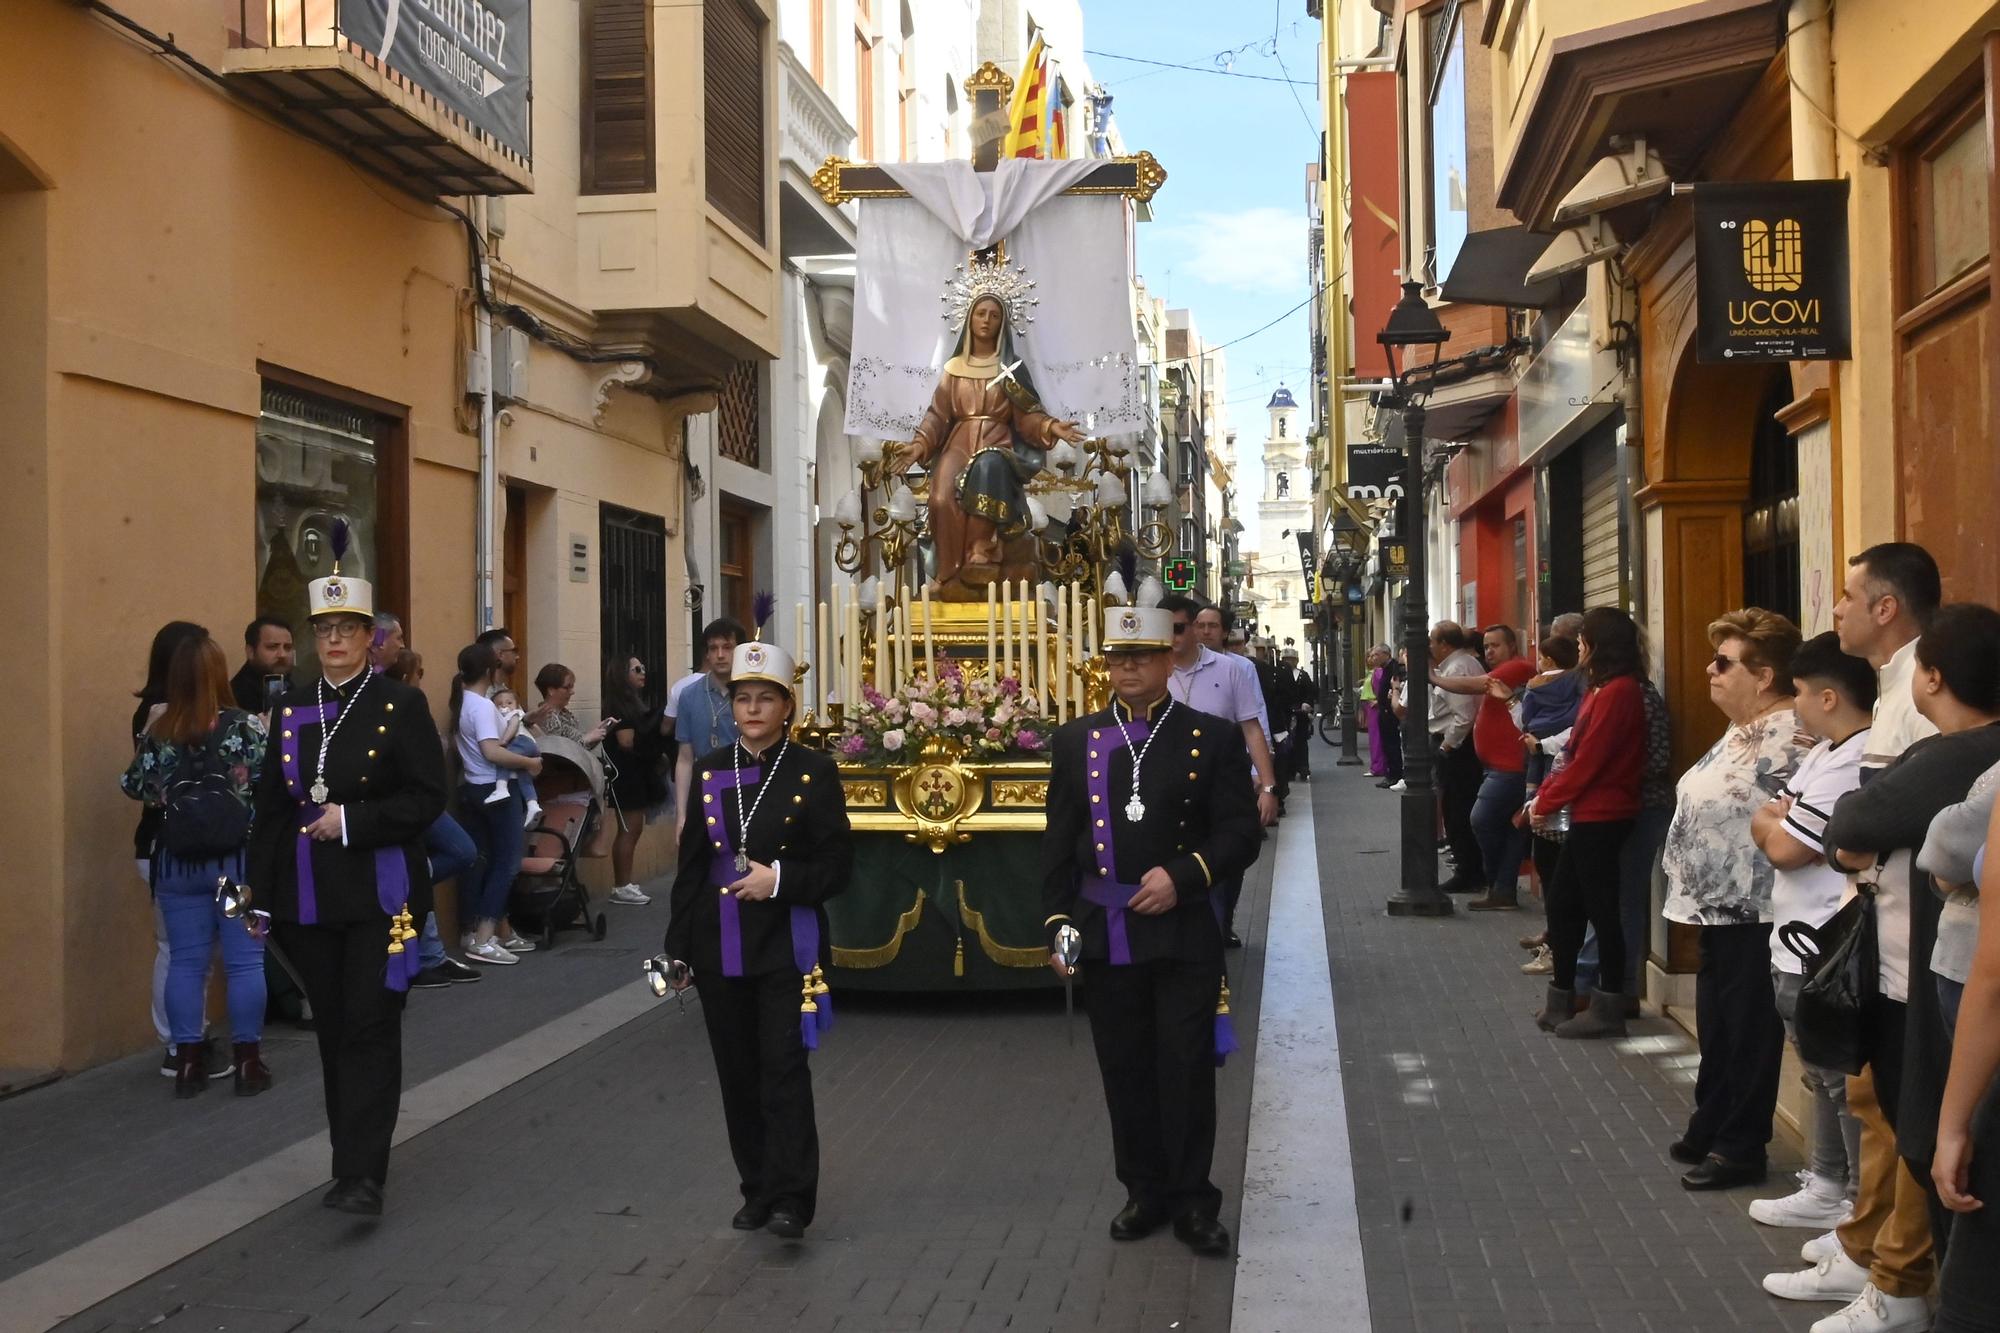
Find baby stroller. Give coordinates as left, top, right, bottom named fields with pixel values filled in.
left=510, top=735, right=610, bottom=948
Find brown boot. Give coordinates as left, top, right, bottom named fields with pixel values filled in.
left=173, top=1043, right=208, bottom=1099
left=233, top=1042, right=273, bottom=1097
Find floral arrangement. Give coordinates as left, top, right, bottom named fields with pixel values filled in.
left=836, top=662, right=1048, bottom=766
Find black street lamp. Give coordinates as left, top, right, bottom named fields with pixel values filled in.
left=1377, top=281, right=1452, bottom=918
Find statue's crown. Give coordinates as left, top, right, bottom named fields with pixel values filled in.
left=941, top=255, right=1039, bottom=334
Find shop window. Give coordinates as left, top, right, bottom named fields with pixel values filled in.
left=255, top=381, right=395, bottom=680
left=600, top=504, right=667, bottom=692
left=1742, top=375, right=1801, bottom=627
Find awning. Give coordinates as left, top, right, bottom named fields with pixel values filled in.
left=1439, top=225, right=1566, bottom=310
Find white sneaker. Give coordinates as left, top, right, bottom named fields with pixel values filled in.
left=1802, top=1229, right=1844, bottom=1264
left=485, top=778, right=511, bottom=804
left=1764, top=1249, right=1870, bottom=1303
left=523, top=800, right=543, bottom=829
left=1388, top=780, right=1407, bottom=792
left=1751, top=1172, right=1855, bottom=1229
left=464, top=937, right=519, bottom=966
left=1520, top=944, right=1554, bottom=975
left=1809, top=1284, right=1932, bottom=1333
left=608, top=883, right=651, bottom=906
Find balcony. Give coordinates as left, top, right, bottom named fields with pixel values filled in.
left=225, top=1, right=533, bottom=198
left=777, top=41, right=857, bottom=261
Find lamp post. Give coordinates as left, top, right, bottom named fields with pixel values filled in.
left=1377, top=281, right=1452, bottom=918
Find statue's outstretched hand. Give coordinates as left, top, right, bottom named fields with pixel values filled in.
left=1050, top=419, right=1090, bottom=445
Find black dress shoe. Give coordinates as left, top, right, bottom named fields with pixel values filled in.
left=322, top=1178, right=357, bottom=1209
left=439, top=957, right=482, bottom=983
left=731, top=1201, right=771, bottom=1231
left=1108, top=1199, right=1167, bottom=1241
left=1226, top=932, right=1243, bottom=949
left=1667, top=1137, right=1711, bottom=1166
left=326, top=1178, right=384, bottom=1216
left=1439, top=874, right=1484, bottom=895
left=1680, top=1154, right=1766, bottom=1191
left=765, top=1203, right=806, bottom=1238
left=1172, top=1212, right=1231, bottom=1256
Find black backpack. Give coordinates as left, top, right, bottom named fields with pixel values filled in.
left=159, top=714, right=253, bottom=862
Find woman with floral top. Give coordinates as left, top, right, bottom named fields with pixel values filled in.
left=121, top=635, right=271, bottom=1098
left=1662, top=607, right=1807, bottom=1191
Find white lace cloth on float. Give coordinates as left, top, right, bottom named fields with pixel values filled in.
left=845, top=158, right=1146, bottom=442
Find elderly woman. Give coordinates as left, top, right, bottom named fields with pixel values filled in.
left=527, top=662, right=612, bottom=747
left=1661, top=608, right=1807, bottom=1192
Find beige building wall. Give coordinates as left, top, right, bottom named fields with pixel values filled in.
left=0, top=0, right=766, bottom=1074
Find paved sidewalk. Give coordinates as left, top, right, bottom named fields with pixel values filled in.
left=43, top=846, right=1279, bottom=1333
left=1311, top=766, right=1824, bottom=1332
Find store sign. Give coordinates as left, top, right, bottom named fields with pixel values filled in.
left=1295, top=530, right=1316, bottom=584
left=1346, top=441, right=1405, bottom=503
left=1379, top=537, right=1410, bottom=580
left=1695, top=181, right=1851, bottom=363
left=1163, top=555, right=1198, bottom=592
left=1519, top=296, right=1617, bottom=467
left=339, top=0, right=535, bottom=156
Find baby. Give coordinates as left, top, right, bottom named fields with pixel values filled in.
left=489, top=687, right=544, bottom=828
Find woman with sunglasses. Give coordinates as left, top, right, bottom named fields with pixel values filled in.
left=603, top=654, right=669, bottom=904
left=1659, top=608, right=1807, bottom=1192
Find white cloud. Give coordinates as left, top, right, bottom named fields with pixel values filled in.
left=1152, top=206, right=1306, bottom=295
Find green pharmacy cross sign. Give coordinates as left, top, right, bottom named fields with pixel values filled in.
left=1163, top=556, right=1198, bottom=592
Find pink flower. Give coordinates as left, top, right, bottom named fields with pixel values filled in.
left=882, top=728, right=906, bottom=752
left=909, top=701, right=937, bottom=725
left=985, top=727, right=1003, bottom=741
left=999, top=677, right=1021, bottom=697
left=993, top=701, right=1015, bottom=725
left=943, top=707, right=968, bottom=727
left=862, top=685, right=886, bottom=707
left=1015, top=728, right=1043, bottom=750
left=839, top=733, right=868, bottom=756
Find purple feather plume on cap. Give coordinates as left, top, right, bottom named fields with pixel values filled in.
left=752, top=590, right=776, bottom=630
left=330, top=518, right=350, bottom=566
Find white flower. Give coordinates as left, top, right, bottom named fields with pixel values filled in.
left=882, top=728, right=906, bottom=751
left=943, top=707, right=968, bottom=727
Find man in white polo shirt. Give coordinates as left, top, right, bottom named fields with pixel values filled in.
left=1167, top=596, right=1278, bottom=948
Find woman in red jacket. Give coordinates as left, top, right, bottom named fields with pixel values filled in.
left=1531, top=607, right=1649, bottom=1038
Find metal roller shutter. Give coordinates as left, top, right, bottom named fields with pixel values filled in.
left=1579, top=436, right=1624, bottom=610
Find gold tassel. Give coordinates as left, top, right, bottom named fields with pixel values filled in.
left=387, top=906, right=415, bottom=956
left=811, top=964, right=830, bottom=997
left=953, top=936, right=965, bottom=977
left=800, top=974, right=819, bottom=1015
left=1216, top=979, right=1232, bottom=1016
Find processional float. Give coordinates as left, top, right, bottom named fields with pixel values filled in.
left=788, top=63, right=1169, bottom=989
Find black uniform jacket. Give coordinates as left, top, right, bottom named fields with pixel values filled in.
left=665, top=740, right=853, bottom=979
left=1041, top=697, right=1261, bottom=966
left=249, top=672, right=448, bottom=925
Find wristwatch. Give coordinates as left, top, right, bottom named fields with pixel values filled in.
left=1259, top=784, right=1278, bottom=795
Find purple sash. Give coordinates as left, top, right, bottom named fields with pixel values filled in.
left=1076, top=716, right=1235, bottom=1065
left=278, top=698, right=420, bottom=993
left=700, top=766, right=830, bottom=1045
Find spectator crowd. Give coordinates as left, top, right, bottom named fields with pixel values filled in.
left=1421, top=542, right=2000, bottom=1333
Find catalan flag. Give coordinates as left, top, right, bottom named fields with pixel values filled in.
left=1003, top=34, right=1069, bottom=159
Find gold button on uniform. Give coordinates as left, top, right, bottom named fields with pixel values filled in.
left=703, top=794, right=713, bottom=804
left=282, top=730, right=293, bottom=739
left=1190, top=749, right=1200, bottom=758
left=706, top=816, right=717, bottom=826
left=702, top=771, right=713, bottom=780
left=793, top=794, right=803, bottom=804
left=377, top=725, right=387, bottom=735
left=1191, top=728, right=1202, bottom=737
left=800, top=773, right=812, bottom=783
left=368, top=749, right=377, bottom=758
left=385, top=703, right=395, bottom=712
left=1091, top=794, right=1100, bottom=804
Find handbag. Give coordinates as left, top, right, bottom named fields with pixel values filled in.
left=159, top=719, right=252, bottom=863
left=1780, top=883, right=1879, bottom=1076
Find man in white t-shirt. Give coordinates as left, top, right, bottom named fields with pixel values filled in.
left=1764, top=542, right=1942, bottom=1324
left=1748, top=632, right=1875, bottom=1231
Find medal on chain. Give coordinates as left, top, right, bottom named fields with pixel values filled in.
left=1113, top=700, right=1174, bottom=824
left=731, top=738, right=788, bottom=879
left=309, top=671, right=368, bottom=807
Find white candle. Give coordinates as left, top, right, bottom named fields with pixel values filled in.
left=922, top=584, right=936, bottom=681
left=873, top=598, right=886, bottom=693
left=1071, top=583, right=1085, bottom=717
left=1039, top=589, right=1053, bottom=717
left=1020, top=581, right=1033, bottom=701
left=817, top=599, right=830, bottom=715
left=795, top=602, right=807, bottom=709
left=986, top=583, right=998, bottom=682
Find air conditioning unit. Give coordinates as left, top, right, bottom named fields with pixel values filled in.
left=492, top=326, right=529, bottom=404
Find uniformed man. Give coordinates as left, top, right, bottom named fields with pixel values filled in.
left=1043, top=606, right=1262, bottom=1255
left=664, top=639, right=852, bottom=1239
left=249, top=543, right=447, bottom=1217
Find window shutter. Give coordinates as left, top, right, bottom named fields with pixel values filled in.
left=582, top=0, right=654, bottom=195
left=705, top=0, right=767, bottom=243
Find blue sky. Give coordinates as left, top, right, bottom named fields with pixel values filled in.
left=1082, top=0, right=1322, bottom=548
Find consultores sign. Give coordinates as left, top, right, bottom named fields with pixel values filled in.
left=340, top=0, right=534, bottom=158
left=1694, top=180, right=1850, bottom=363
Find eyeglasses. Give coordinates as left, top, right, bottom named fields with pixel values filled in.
left=312, top=619, right=369, bottom=641
left=1711, top=653, right=1743, bottom=674
left=1171, top=623, right=1189, bottom=636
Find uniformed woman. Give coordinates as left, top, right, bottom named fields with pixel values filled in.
left=249, top=536, right=447, bottom=1217
left=663, top=639, right=851, bottom=1239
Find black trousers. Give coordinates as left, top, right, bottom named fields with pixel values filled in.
left=1546, top=819, right=1633, bottom=991
left=1380, top=710, right=1403, bottom=781
left=1683, top=922, right=1785, bottom=1163
left=1086, top=958, right=1222, bottom=1218
left=694, top=969, right=820, bottom=1222
left=274, top=918, right=407, bottom=1184
left=1435, top=742, right=1483, bottom=883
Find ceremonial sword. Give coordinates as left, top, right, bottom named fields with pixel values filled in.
left=1055, top=924, right=1082, bottom=1047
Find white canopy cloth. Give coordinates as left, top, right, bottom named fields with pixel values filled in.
left=844, top=159, right=1144, bottom=441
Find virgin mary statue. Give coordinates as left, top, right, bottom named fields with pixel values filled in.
left=894, top=264, right=1088, bottom=593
